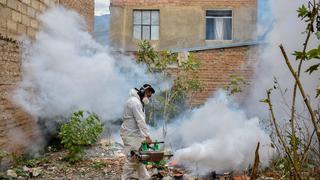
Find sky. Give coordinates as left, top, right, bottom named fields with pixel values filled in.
left=258, top=0, right=271, bottom=24
left=95, top=0, right=110, bottom=16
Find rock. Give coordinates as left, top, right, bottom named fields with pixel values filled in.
left=257, top=176, right=275, bottom=180
left=32, top=167, right=42, bottom=177
left=100, top=138, right=113, bottom=150
left=17, top=176, right=28, bottom=180
left=47, top=166, right=57, bottom=171
left=163, top=177, right=174, bottom=180
left=181, top=174, right=195, bottom=180
left=23, top=166, right=31, bottom=173
left=114, top=161, right=119, bottom=166
left=6, top=169, right=17, bottom=178
left=115, top=152, right=125, bottom=158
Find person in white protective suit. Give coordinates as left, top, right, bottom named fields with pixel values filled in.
left=120, top=84, right=155, bottom=180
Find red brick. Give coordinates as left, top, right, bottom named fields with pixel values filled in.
left=183, top=45, right=257, bottom=106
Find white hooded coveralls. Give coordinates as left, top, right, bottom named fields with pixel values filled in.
left=120, top=89, right=150, bottom=180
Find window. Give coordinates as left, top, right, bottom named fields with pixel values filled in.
left=133, top=10, right=159, bottom=40
left=206, top=10, right=232, bottom=40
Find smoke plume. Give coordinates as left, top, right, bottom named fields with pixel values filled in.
left=11, top=0, right=320, bottom=175
left=161, top=0, right=319, bottom=175
left=246, top=0, right=320, bottom=118
left=13, top=7, right=167, bottom=122
left=167, top=91, right=273, bottom=174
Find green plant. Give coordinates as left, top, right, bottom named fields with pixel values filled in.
left=261, top=1, right=320, bottom=179
left=0, top=150, right=9, bottom=160
left=59, top=110, right=103, bottom=163
left=91, top=161, right=107, bottom=169
left=14, top=167, right=29, bottom=177
left=224, top=75, right=249, bottom=95
left=25, top=156, right=49, bottom=168
left=26, top=158, right=39, bottom=168
left=137, top=40, right=202, bottom=136
left=11, top=153, right=28, bottom=166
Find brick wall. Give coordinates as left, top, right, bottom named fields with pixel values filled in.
left=0, top=38, right=42, bottom=154
left=59, top=0, right=95, bottom=33
left=111, top=0, right=257, bottom=7
left=0, top=0, right=58, bottom=40
left=0, top=0, right=94, bottom=40
left=190, top=45, right=256, bottom=105
left=0, top=0, right=94, bottom=155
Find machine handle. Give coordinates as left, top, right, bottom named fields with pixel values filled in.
left=150, top=141, right=165, bottom=144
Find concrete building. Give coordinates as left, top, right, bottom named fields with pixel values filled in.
left=109, top=0, right=257, bottom=51
left=0, top=0, right=94, bottom=154
left=109, top=0, right=259, bottom=105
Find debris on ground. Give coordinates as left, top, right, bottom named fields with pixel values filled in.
left=6, top=169, right=17, bottom=178
left=31, top=167, right=42, bottom=177
left=0, top=139, right=125, bottom=179
left=0, top=138, right=280, bottom=179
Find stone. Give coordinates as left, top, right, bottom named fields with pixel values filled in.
left=17, top=176, right=28, bottom=180
left=20, top=3, right=27, bottom=14
left=43, top=0, right=50, bottom=6
left=21, top=0, right=30, bottom=5
left=6, top=169, right=17, bottom=178
left=7, top=0, right=17, bottom=9
left=7, top=20, right=17, bottom=31
left=30, top=19, right=38, bottom=29
left=21, top=15, right=30, bottom=26
left=27, top=6, right=36, bottom=17
left=31, top=0, right=40, bottom=10
left=0, top=7, right=11, bottom=19
left=32, top=167, right=42, bottom=177
left=17, top=24, right=27, bottom=34
left=27, top=27, right=36, bottom=37
left=11, top=10, right=22, bottom=23
left=0, top=0, right=6, bottom=5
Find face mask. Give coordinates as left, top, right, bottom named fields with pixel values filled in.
left=142, top=97, right=150, bottom=105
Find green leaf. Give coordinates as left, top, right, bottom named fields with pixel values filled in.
left=305, top=63, right=320, bottom=74
left=292, top=51, right=305, bottom=60
left=297, top=5, right=308, bottom=19
left=316, top=32, right=320, bottom=40
left=306, top=48, right=320, bottom=60
left=259, top=98, right=269, bottom=104
left=316, top=86, right=320, bottom=98
left=59, top=110, right=103, bottom=162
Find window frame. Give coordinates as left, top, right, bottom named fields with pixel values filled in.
left=132, top=9, right=160, bottom=40
left=205, top=9, right=233, bottom=41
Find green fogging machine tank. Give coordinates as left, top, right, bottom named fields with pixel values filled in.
left=132, top=141, right=173, bottom=167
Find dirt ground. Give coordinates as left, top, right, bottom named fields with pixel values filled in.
left=0, top=140, right=187, bottom=180
left=1, top=139, right=306, bottom=180
left=0, top=140, right=125, bottom=179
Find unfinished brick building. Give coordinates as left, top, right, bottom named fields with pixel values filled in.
left=0, top=0, right=94, bottom=154
left=109, top=0, right=258, bottom=105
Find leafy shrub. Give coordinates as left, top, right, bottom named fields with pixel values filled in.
left=137, top=40, right=202, bottom=127
left=59, top=110, right=103, bottom=163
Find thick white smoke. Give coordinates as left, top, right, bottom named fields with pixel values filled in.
left=12, top=0, right=319, bottom=176
left=13, top=7, right=167, bottom=121
left=147, top=77, right=275, bottom=174
left=157, top=0, right=320, bottom=175
left=161, top=91, right=273, bottom=174
left=246, top=0, right=320, bottom=118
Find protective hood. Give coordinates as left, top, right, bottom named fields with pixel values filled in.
left=121, top=88, right=150, bottom=138
left=129, top=88, right=140, bottom=100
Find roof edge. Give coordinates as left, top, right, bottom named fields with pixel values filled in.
left=171, top=41, right=264, bottom=52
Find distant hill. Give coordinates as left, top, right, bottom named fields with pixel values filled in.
left=94, top=14, right=109, bottom=46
